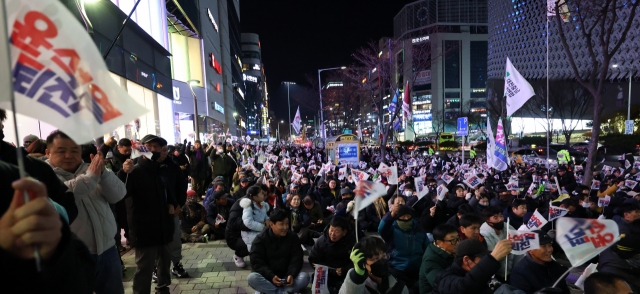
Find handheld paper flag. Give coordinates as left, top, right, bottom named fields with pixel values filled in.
left=353, top=180, right=387, bottom=214
left=415, top=176, right=428, bottom=200
left=311, top=265, right=330, bottom=294
left=525, top=210, right=548, bottom=230
left=556, top=218, right=619, bottom=267
left=2, top=0, right=148, bottom=144
left=377, top=163, right=398, bottom=185
left=508, top=229, right=540, bottom=255
left=548, top=204, right=570, bottom=221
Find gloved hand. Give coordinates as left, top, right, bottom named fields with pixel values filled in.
left=350, top=248, right=366, bottom=276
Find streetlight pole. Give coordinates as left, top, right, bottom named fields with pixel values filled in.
left=282, top=82, right=296, bottom=141
left=318, top=66, right=347, bottom=143
left=188, top=79, right=201, bottom=141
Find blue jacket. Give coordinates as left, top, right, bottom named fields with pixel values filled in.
left=378, top=212, right=428, bottom=272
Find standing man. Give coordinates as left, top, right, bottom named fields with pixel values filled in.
left=101, top=137, right=132, bottom=251
left=211, top=142, right=237, bottom=190
left=46, top=130, right=128, bottom=294
left=185, top=140, right=212, bottom=197
left=118, top=135, right=177, bottom=294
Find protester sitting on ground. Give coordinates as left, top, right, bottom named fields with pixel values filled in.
left=458, top=213, right=487, bottom=246
left=339, top=236, right=409, bottom=294
left=206, top=190, right=234, bottom=240
left=225, top=185, right=252, bottom=268
left=583, top=272, right=634, bottom=294
left=308, top=216, right=356, bottom=294
left=180, top=190, right=210, bottom=242
left=433, top=238, right=512, bottom=294
left=233, top=176, right=251, bottom=199
left=287, top=194, right=312, bottom=245
left=248, top=208, right=310, bottom=294
left=303, top=195, right=326, bottom=233
left=479, top=206, right=519, bottom=282
left=509, top=230, right=570, bottom=294
left=379, top=204, right=428, bottom=293
left=240, top=186, right=269, bottom=251
left=418, top=224, right=457, bottom=294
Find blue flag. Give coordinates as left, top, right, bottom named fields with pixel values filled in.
left=388, top=89, right=399, bottom=114
left=493, top=118, right=508, bottom=171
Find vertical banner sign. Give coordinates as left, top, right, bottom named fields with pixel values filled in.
left=1, top=0, right=148, bottom=144
left=312, top=265, right=329, bottom=294
left=556, top=218, right=620, bottom=267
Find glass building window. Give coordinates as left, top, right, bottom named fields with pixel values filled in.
left=445, top=99, right=460, bottom=109
left=470, top=41, right=488, bottom=88
left=444, top=40, right=460, bottom=89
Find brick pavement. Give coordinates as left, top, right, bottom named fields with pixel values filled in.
left=121, top=240, right=314, bottom=294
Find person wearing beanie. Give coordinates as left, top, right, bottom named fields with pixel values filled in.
left=205, top=189, right=234, bottom=240
left=378, top=204, right=428, bottom=293
left=433, top=238, right=512, bottom=294
left=22, top=134, right=39, bottom=148
left=180, top=190, right=209, bottom=242
left=509, top=230, right=570, bottom=294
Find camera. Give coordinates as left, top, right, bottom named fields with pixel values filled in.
left=280, top=278, right=288, bottom=284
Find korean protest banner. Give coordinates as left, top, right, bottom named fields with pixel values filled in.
left=377, top=162, right=398, bottom=185
left=351, top=169, right=370, bottom=182
left=548, top=204, right=569, bottom=222
left=597, top=195, right=611, bottom=208
left=463, top=175, right=482, bottom=188
left=556, top=218, right=620, bottom=267
left=1, top=0, right=148, bottom=144
left=442, top=173, right=454, bottom=184
left=436, top=184, right=448, bottom=201
left=508, top=229, right=540, bottom=255
left=525, top=210, right=548, bottom=230
left=312, top=265, right=329, bottom=294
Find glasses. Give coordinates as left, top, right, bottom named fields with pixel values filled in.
left=443, top=237, right=460, bottom=245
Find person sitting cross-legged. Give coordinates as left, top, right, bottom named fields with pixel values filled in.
left=248, top=208, right=310, bottom=294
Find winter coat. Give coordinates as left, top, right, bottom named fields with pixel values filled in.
left=509, top=254, right=570, bottom=294
left=225, top=195, right=251, bottom=247
left=308, top=224, right=356, bottom=279
left=210, top=149, right=236, bottom=177
left=0, top=160, right=94, bottom=294
left=0, top=141, right=78, bottom=224
left=433, top=255, right=501, bottom=294
left=162, top=156, right=188, bottom=208
left=556, top=171, right=577, bottom=193
left=250, top=228, right=304, bottom=281
left=378, top=212, right=429, bottom=273
left=339, top=269, right=408, bottom=294
left=51, top=162, right=126, bottom=255
left=361, top=198, right=388, bottom=232
left=181, top=202, right=207, bottom=230
left=305, top=200, right=325, bottom=225
left=289, top=206, right=311, bottom=234
left=240, top=198, right=269, bottom=248
left=186, top=145, right=212, bottom=180
left=206, top=197, right=234, bottom=226
left=419, top=243, right=454, bottom=294
left=117, top=156, right=176, bottom=248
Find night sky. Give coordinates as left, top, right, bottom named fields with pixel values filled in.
left=240, top=0, right=414, bottom=127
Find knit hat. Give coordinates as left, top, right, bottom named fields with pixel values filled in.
left=396, top=205, right=413, bottom=219
left=23, top=134, right=39, bottom=144
left=455, top=238, right=489, bottom=260
left=186, top=190, right=198, bottom=198
left=533, top=230, right=553, bottom=245
left=340, top=187, right=353, bottom=196
left=213, top=190, right=228, bottom=200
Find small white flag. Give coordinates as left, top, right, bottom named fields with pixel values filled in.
left=525, top=210, right=549, bottom=230
left=508, top=229, right=541, bottom=255
left=504, top=57, right=536, bottom=117
left=311, top=265, right=330, bottom=294
left=415, top=177, right=429, bottom=200
left=377, top=162, right=398, bottom=185
left=353, top=180, right=387, bottom=214
left=548, top=204, right=570, bottom=221
left=436, top=184, right=449, bottom=201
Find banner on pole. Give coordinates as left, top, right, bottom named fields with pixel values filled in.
left=508, top=230, right=541, bottom=255
left=556, top=218, right=620, bottom=267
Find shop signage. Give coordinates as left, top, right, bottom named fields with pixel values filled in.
left=414, top=70, right=431, bottom=85
left=412, top=36, right=429, bottom=44
left=172, top=86, right=182, bottom=104
left=214, top=101, right=224, bottom=114
left=243, top=74, right=258, bottom=83
left=210, top=53, right=222, bottom=74
left=252, top=64, right=261, bottom=71
left=207, top=9, right=219, bottom=32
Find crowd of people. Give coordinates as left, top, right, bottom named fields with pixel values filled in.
left=1, top=108, right=639, bottom=294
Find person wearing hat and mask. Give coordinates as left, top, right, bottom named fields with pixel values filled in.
left=180, top=190, right=209, bottom=242
left=433, top=238, right=512, bottom=294
left=185, top=140, right=213, bottom=197
left=509, top=230, right=570, bottom=294
left=379, top=204, right=428, bottom=293
left=206, top=190, right=234, bottom=240
left=117, top=134, right=177, bottom=294
left=233, top=176, right=251, bottom=200
left=210, top=142, right=237, bottom=192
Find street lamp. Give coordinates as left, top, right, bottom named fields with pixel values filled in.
left=318, top=66, right=347, bottom=141
left=188, top=79, right=200, bottom=141
left=282, top=81, right=296, bottom=141
left=278, top=120, right=284, bottom=141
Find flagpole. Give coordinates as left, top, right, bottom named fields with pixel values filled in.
left=505, top=217, right=510, bottom=279
left=2, top=0, right=43, bottom=271
left=546, top=16, right=550, bottom=169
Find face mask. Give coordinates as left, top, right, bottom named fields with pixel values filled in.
left=396, top=219, right=413, bottom=231
left=150, top=151, right=161, bottom=161
left=218, top=149, right=223, bottom=153
left=369, top=258, right=389, bottom=278
left=188, top=197, right=198, bottom=204
left=404, top=191, right=413, bottom=197
left=302, top=180, right=308, bottom=184
left=581, top=202, right=590, bottom=208
left=490, top=221, right=505, bottom=230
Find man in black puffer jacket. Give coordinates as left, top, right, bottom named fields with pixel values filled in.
left=308, top=217, right=356, bottom=294
left=248, top=208, right=310, bottom=294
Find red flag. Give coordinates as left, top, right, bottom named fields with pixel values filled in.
left=402, top=80, right=411, bottom=122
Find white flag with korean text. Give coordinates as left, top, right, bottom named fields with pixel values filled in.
left=556, top=218, right=620, bottom=267
left=504, top=57, right=535, bottom=117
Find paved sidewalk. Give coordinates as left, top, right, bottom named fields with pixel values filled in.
left=121, top=240, right=314, bottom=294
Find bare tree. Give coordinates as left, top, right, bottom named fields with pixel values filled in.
left=430, top=109, right=447, bottom=148
left=345, top=32, right=435, bottom=159
left=552, top=0, right=639, bottom=183
left=526, top=80, right=593, bottom=145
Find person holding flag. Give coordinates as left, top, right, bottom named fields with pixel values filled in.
left=378, top=204, right=428, bottom=293
left=509, top=230, right=571, bottom=294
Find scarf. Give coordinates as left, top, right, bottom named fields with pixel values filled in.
left=195, top=148, right=202, bottom=161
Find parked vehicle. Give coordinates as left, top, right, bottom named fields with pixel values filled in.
left=596, top=145, right=637, bottom=163
left=512, top=146, right=587, bottom=165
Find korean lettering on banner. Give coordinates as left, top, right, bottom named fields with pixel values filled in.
left=436, top=185, right=448, bottom=201
left=597, top=195, right=611, bottom=207
left=464, top=175, right=482, bottom=188
left=442, top=173, right=454, bottom=184
left=561, top=219, right=617, bottom=249
left=548, top=204, right=569, bottom=221
left=506, top=181, right=519, bottom=191
left=507, top=230, right=540, bottom=255
left=526, top=210, right=548, bottom=230
left=625, top=180, right=638, bottom=189
left=312, top=265, right=329, bottom=294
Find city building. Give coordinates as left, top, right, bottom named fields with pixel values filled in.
left=487, top=0, right=640, bottom=134
left=241, top=33, right=270, bottom=138
left=393, top=0, right=489, bottom=137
